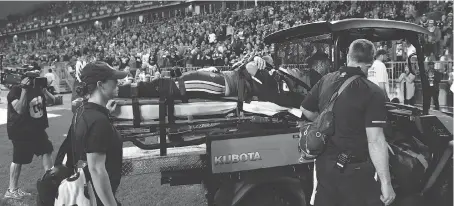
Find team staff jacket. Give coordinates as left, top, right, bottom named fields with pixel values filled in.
left=7, top=85, right=49, bottom=141
left=301, top=66, right=388, bottom=158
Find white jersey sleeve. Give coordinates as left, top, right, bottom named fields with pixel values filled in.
left=375, top=61, right=388, bottom=83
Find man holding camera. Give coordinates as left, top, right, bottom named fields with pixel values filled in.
left=4, top=72, right=55, bottom=200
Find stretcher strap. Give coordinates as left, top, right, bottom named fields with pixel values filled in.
left=176, top=77, right=188, bottom=103
left=131, top=85, right=141, bottom=128
left=238, top=67, right=253, bottom=104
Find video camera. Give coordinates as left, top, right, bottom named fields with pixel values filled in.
left=2, top=67, right=47, bottom=88
left=23, top=71, right=48, bottom=88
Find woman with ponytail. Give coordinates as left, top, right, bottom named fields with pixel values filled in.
left=72, top=61, right=127, bottom=206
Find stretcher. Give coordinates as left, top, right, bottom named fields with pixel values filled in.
left=113, top=97, right=302, bottom=146
left=113, top=95, right=306, bottom=175
left=113, top=99, right=303, bottom=121
left=113, top=72, right=309, bottom=177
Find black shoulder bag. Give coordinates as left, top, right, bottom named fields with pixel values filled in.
left=299, top=75, right=360, bottom=160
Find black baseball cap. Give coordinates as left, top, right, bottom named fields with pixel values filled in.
left=80, top=61, right=128, bottom=85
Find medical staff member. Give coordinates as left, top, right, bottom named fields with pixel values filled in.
left=300, top=39, right=395, bottom=206
left=73, top=62, right=127, bottom=206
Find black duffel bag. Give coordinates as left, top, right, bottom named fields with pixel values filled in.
left=36, top=128, right=74, bottom=206
left=389, top=136, right=432, bottom=195
left=36, top=165, right=72, bottom=206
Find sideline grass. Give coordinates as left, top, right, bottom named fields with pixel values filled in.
left=0, top=174, right=207, bottom=206
left=0, top=109, right=206, bottom=206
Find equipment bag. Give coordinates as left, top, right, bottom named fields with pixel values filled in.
left=36, top=165, right=72, bottom=206
left=299, top=75, right=360, bottom=160
left=388, top=136, right=431, bottom=194
left=37, top=125, right=74, bottom=206
left=54, top=107, right=97, bottom=206
left=54, top=167, right=97, bottom=206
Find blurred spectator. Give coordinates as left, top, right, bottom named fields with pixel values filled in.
left=425, top=20, right=442, bottom=58
left=397, top=66, right=416, bottom=105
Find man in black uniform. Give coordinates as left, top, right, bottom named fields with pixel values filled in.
left=300, top=39, right=396, bottom=206
left=4, top=73, right=55, bottom=199
left=426, top=61, right=442, bottom=110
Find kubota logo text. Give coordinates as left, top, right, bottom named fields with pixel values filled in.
left=214, top=152, right=262, bottom=165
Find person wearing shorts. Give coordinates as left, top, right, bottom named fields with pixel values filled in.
left=4, top=74, right=55, bottom=200
left=11, top=130, right=53, bottom=165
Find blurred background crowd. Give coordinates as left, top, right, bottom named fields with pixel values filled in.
left=0, top=1, right=452, bottom=74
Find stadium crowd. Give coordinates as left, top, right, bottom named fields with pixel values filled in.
left=0, top=1, right=452, bottom=77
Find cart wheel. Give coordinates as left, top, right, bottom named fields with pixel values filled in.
left=237, top=185, right=305, bottom=206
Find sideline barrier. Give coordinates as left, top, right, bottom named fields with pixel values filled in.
left=387, top=61, right=453, bottom=107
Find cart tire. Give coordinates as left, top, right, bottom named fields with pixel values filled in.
left=236, top=184, right=305, bottom=206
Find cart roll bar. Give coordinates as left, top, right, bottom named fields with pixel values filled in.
left=413, top=36, right=430, bottom=115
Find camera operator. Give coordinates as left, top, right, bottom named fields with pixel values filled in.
left=3, top=71, right=55, bottom=200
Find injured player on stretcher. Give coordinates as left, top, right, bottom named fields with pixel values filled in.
left=116, top=56, right=314, bottom=109
left=73, top=55, right=323, bottom=113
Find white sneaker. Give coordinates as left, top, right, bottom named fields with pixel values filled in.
left=3, top=189, right=23, bottom=200
left=16, top=188, right=31, bottom=196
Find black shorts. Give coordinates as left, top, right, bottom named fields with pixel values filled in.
left=12, top=130, right=54, bottom=164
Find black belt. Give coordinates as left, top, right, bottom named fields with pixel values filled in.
left=348, top=155, right=369, bottom=164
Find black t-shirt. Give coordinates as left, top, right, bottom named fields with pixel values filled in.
left=7, top=85, right=48, bottom=140
left=301, top=67, right=387, bottom=158
left=73, top=102, right=123, bottom=195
